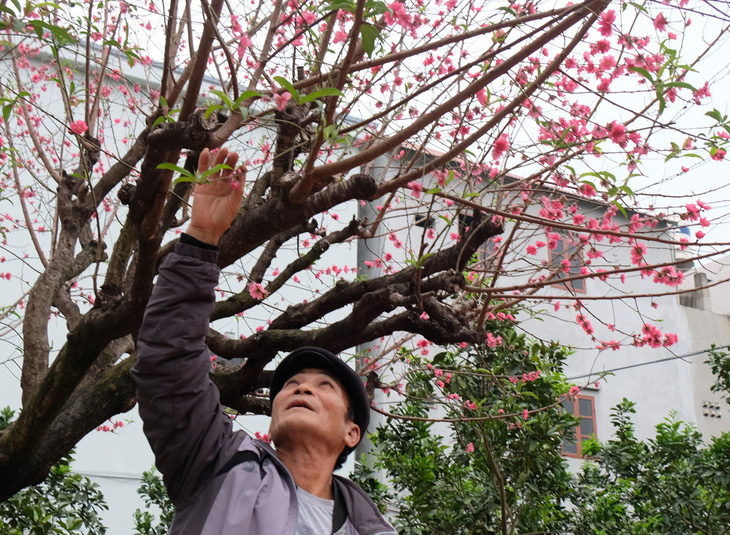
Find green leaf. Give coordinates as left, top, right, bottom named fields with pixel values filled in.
left=656, top=86, right=667, bottom=114
left=273, top=76, right=300, bottom=101
left=360, top=23, right=379, bottom=57
left=322, top=124, right=338, bottom=141
left=580, top=171, right=614, bottom=183
left=125, top=48, right=141, bottom=66
left=210, top=89, right=234, bottom=110
left=299, top=87, right=343, bottom=103
left=200, top=163, right=232, bottom=181
left=580, top=180, right=597, bottom=192
left=156, top=162, right=194, bottom=181
left=628, top=66, right=655, bottom=85
left=102, top=38, right=123, bottom=51
left=627, top=1, right=648, bottom=13
left=172, top=175, right=199, bottom=185
left=619, top=185, right=634, bottom=199
left=151, top=116, right=167, bottom=128
left=705, top=109, right=726, bottom=123
left=233, top=90, right=262, bottom=107
left=364, top=0, right=388, bottom=17
left=28, top=20, right=75, bottom=45
left=25, top=0, right=61, bottom=14
left=204, top=104, right=225, bottom=119
left=662, top=81, right=696, bottom=92
left=612, top=200, right=628, bottom=218
left=322, top=0, right=356, bottom=12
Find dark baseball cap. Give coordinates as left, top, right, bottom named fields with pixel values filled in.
left=269, top=346, right=370, bottom=441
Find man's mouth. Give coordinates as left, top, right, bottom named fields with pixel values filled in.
left=287, top=399, right=314, bottom=411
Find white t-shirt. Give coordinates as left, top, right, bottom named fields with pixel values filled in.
left=295, top=487, right=348, bottom=535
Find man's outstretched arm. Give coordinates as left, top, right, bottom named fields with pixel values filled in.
left=132, top=149, right=246, bottom=503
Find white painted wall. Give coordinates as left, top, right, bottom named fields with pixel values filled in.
left=358, top=157, right=730, bottom=454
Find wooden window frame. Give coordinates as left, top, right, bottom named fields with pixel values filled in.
left=561, top=395, right=596, bottom=458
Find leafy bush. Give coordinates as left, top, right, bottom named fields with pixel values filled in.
left=355, top=332, right=730, bottom=535
left=0, top=409, right=108, bottom=534
left=353, top=322, right=577, bottom=534
left=132, top=468, right=174, bottom=535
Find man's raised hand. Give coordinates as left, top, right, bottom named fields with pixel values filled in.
left=186, top=147, right=246, bottom=246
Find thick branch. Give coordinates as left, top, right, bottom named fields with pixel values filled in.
left=266, top=214, right=501, bottom=331
left=373, top=2, right=605, bottom=196
left=89, top=131, right=148, bottom=211
left=20, top=176, right=97, bottom=404
left=303, top=0, right=609, bottom=188
left=293, top=0, right=367, bottom=202
left=0, top=355, right=137, bottom=502
left=218, top=172, right=378, bottom=267
left=212, top=218, right=358, bottom=321
left=2, top=297, right=145, bottom=471
left=178, top=0, right=225, bottom=121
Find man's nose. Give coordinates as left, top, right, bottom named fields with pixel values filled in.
left=294, top=381, right=313, bottom=395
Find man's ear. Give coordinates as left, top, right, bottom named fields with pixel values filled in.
left=344, top=421, right=360, bottom=449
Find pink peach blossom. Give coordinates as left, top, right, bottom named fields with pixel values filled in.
left=69, top=120, right=88, bottom=135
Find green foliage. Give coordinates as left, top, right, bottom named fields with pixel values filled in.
left=706, top=344, right=730, bottom=404
left=132, top=468, right=174, bottom=535
left=0, top=408, right=175, bottom=534
left=573, top=401, right=730, bottom=534
left=353, top=322, right=577, bottom=534
left=157, top=161, right=233, bottom=186
left=0, top=408, right=108, bottom=534
left=0, top=406, right=14, bottom=430
left=355, top=334, right=730, bottom=535
left=205, top=89, right=262, bottom=120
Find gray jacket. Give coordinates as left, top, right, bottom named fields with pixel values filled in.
left=132, top=241, right=396, bottom=535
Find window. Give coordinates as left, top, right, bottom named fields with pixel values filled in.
left=414, top=213, right=435, bottom=229
left=548, top=236, right=586, bottom=293
left=457, top=213, right=473, bottom=236
left=561, top=395, right=596, bottom=457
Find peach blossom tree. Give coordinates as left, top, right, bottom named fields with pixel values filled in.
left=0, top=0, right=728, bottom=499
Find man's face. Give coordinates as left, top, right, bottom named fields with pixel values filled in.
left=269, top=368, right=360, bottom=457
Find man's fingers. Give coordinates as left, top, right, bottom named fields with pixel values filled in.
left=198, top=147, right=243, bottom=189
left=231, top=165, right=247, bottom=191
left=212, top=147, right=230, bottom=178
left=224, top=151, right=239, bottom=178
left=198, top=148, right=210, bottom=174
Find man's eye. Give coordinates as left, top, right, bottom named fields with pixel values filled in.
left=321, top=380, right=334, bottom=388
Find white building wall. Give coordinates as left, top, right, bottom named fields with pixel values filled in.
left=358, top=155, right=730, bottom=455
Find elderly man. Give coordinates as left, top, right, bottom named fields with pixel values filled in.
left=132, top=148, right=395, bottom=535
